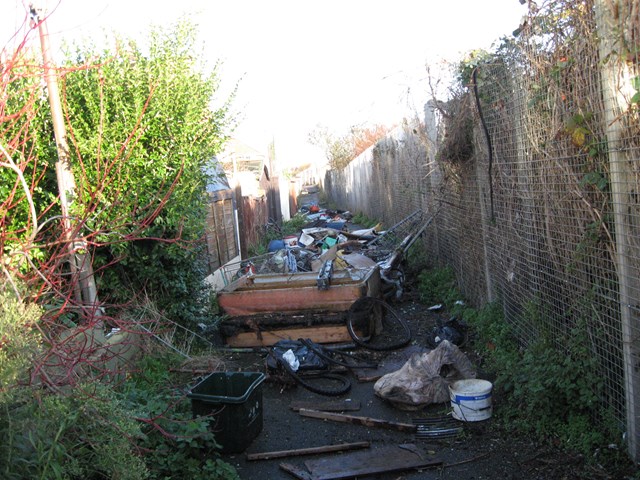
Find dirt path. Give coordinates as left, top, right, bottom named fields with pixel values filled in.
left=214, top=296, right=601, bottom=480
left=209, top=201, right=619, bottom=479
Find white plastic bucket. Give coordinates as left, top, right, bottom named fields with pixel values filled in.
left=449, top=379, right=493, bottom=422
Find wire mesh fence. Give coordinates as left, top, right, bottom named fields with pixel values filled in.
left=427, top=0, right=640, bottom=461
left=326, top=0, right=640, bottom=462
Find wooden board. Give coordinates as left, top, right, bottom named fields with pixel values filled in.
left=246, top=441, right=370, bottom=461
left=290, top=399, right=361, bottom=412
left=225, top=325, right=355, bottom=347
left=219, top=284, right=368, bottom=316
left=279, top=462, right=315, bottom=480
left=304, top=444, right=441, bottom=480
left=297, top=409, right=416, bottom=433
left=218, top=267, right=380, bottom=316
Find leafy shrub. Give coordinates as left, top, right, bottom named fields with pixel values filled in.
left=417, top=268, right=616, bottom=456
left=0, top=288, right=43, bottom=387
left=416, top=266, right=461, bottom=308
left=133, top=392, right=239, bottom=480
left=0, top=354, right=240, bottom=480
left=124, top=352, right=240, bottom=480
left=57, top=19, right=233, bottom=328
left=0, top=384, right=148, bottom=480
left=0, top=287, right=147, bottom=479
left=0, top=291, right=238, bottom=480
left=466, top=301, right=611, bottom=455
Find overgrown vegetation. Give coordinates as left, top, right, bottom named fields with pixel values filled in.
left=416, top=266, right=461, bottom=310
left=125, top=353, right=240, bottom=480
left=2, top=18, right=232, bottom=329
left=0, top=285, right=238, bottom=479
left=416, top=267, right=626, bottom=462
left=0, top=288, right=42, bottom=386
left=1, top=13, right=238, bottom=479
left=59, top=20, right=233, bottom=327
left=350, top=212, right=379, bottom=229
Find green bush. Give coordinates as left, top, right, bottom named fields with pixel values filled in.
left=416, top=269, right=615, bottom=456
left=465, top=300, right=611, bottom=455
left=416, top=266, right=461, bottom=309
left=0, top=353, right=240, bottom=480
left=0, top=289, right=237, bottom=479
left=56, top=19, right=232, bottom=328
left=0, top=384, right=148, bottom=480
left=124, top=353, right=240, bottom=480
left=0, top=288, right=43, bottom=387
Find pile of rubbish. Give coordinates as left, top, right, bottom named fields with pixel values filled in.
left=228, top=205, right=434, bottom=299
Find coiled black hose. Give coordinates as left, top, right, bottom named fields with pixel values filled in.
left=270, top=353, right=352, bottom=396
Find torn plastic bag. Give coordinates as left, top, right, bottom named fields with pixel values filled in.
left=427, top=317, right=467, bottom=347
left=266, top=339, right=328, bottom=371
left=373, top=340, right=476, bottom=410
left=266, top=339, right=353, bottom=396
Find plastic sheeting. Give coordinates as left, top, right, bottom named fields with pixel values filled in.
left=373, top=340, right=476, bottom=410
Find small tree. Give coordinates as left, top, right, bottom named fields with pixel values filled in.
left=308, top=123, right=392, bottom=169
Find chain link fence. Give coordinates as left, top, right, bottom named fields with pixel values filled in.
left=325, top=0, right=639, bottom=462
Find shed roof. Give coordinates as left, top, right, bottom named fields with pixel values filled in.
left=205, top=158, right=231, bottom=193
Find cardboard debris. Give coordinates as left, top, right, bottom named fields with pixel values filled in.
left=339, top=252, right=378, bottom=269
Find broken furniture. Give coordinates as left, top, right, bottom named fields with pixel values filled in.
left=217, top=266, right=381, bottom=347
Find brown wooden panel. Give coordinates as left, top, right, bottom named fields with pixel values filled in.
left=218, top=285, right=366, bottom=316
left=225, top=325, right=354, bottom=347
left=304, top=444, right=441, bottom=480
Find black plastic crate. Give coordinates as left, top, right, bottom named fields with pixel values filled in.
left=187, top=371, right=265, bottom=453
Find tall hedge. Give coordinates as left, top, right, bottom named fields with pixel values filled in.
left=1, top=19, right=233, bottom=326
left=58, top=20, right=233, bottom=325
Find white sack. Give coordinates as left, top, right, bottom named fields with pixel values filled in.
left=373, top=340, right=476, bottom=410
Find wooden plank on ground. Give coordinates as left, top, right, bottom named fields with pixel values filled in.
left=290, top=399, right=361, bottom=412
left=304, top=444, right=442, bottom=480
left=225, top=326, right=354, bottom=347
left=246, top=441, right=370, bottom=461
left=297, top=409, right=417, bottom=433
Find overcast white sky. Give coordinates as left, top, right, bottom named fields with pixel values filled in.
left=2, top=0, right=526, bottom=167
